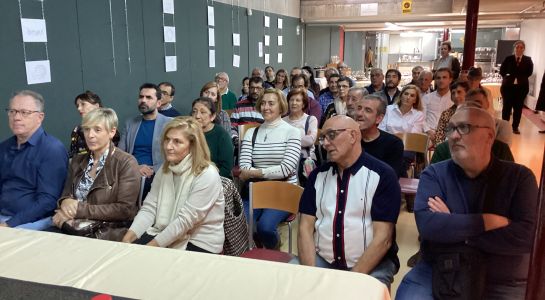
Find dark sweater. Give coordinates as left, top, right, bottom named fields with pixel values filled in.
left=431, top=140, right=514, bottom=164
left=205, top=125, right=234, bottom=179
left=361, top=130, right=404, bottom=177
left=159, top=106, right=181, bottom=117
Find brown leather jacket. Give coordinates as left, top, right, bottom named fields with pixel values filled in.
left=59, top=144, right=140, bottom=241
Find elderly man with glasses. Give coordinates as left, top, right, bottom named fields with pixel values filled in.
left=396, top=106, right=538, bottom=300
left=294, top=115, right=401, bottom=288
left=0, top=90, right=68, bottom=229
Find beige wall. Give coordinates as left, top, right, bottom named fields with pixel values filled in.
left=213, top=0, right=300, bottom=18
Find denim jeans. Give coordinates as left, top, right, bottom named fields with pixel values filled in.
left=243, top=200, right=289, bottom=249
left=0, top=214, right=53, bottom=231
left=290, top=254, right=398, bottom=289
left=396, top=260, right=527, bottom=300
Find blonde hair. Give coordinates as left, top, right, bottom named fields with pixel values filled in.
left=396, top=84, right=423, bottom=111
left=160, top=116, right=212, bottom=175
left=82, top=107, right=118, bottom=132
left=255, top=88, right=289, bottom=116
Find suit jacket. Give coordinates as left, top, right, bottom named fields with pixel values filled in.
left=536, top=72, right=545, bottom=111
left=119, top=113, right=172, bottom=172
left=500, top=55, right=533, bottom=90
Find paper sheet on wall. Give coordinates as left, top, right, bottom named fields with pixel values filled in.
left=278, top=53, right=283, bottom=63
left=20, top=18, right=48, bottom=42
left=233, top=54, right=240, bottom=68
left=162, top=0, right=174, bottom=14
left=165, top=56, right=177, bottom=72
left=233, top=33, right=240, bottom=46
left=278, top=36, right=283, bottom=46
left=208, top=28, right=215, bottom=46
left=209, top=50, right=215, bottom=68
left=25, top=60, right=51, bottom=84
left=264, top=35, right=270, bottom=46
left=264, top=53, right=269, bottom=64
left=163, top=26, right=176, bottom=42
left=264, top=16, right=270, bottom=27
left=258, top=42, right=263, bottom=57
left=278, top=18, right=283, bottom=29
left=207, top=6, right=215, bottom=26
left=360, top=3, right=378, bottom=16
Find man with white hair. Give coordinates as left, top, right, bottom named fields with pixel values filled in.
left=397, top=106, right=538, bottom=300
left=215, top=72, right=238, bottom=110
left=0, top=90, right=68, bottom=229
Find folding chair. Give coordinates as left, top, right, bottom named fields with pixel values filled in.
left=395, top=132, right=429, bottom=211
left=240, top=181, right=303, bottom=262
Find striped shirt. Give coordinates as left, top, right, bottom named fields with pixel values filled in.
left=239, top=119, right=301, bottom=183
left=230, top=96, right=263, bottom=138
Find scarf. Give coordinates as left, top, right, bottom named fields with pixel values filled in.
left=148, top=154, right=195, bottom=240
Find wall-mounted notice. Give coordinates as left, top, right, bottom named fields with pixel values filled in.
left=208, top=28, right=215, bottom=46
left=258, top=42, right=263, bottom=57
left=25, top=60, right=51, bottom=84
left=278, top=18, right=283, bottom=29
left=20, top=18, right=47, bottom=42
left=207, top=6, right=215, bottom=26
left=163, top=26, right=176, bottom=43
left=265, top=35, right=270, bottom=46
left=165, top=56, right=177, bottom=72
left=264, top=16, right=270, bottom=27
left=163, top=0, right=174, bottom=14
left=233, top=33, right=240, bottom=46
left=278, top=36, right=283, bottom=46
left=278, top=53, right=283, bottom=63
left=209, top=49, right=215, bottom=68
left=233, top=54, right=240, bottom=68
left=264, top=53, right=269, bottom=64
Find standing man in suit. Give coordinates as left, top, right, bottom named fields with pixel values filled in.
left=119, top=83, right=172, bottom=196
left=500, top=40, right=534, bottom=134
left=534, top=71, right=545, bottom=133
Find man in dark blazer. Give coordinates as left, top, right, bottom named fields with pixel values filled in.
left=534, top=71, right=545, bottom=133
left=500, top=40, right=534, bottom=134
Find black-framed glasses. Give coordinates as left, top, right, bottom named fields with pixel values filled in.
left=5, top=108, right=40, bottom=117
left=318, top=129, right=348, bottom=145
left=446, top=123, right=491, bottom=136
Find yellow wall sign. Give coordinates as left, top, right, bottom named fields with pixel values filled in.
left=402, top=0, right=412, bottom=14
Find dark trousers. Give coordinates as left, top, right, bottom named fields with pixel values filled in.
left=501, top=86, right=528, bottom=130
left=134, top=233, right=213, bottom=254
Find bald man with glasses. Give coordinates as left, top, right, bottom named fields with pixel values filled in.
left=294, top=116, right=401, bottom=288
left=397, top=106, right=538, bottom=300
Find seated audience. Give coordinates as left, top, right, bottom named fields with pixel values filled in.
left=416, top=70, right=433, bottom=95
left=466, top=88, right=512, bottom=145
left=366, top=68, right=385, bottom=94
left=284, top=73, right=322, bottom=121
left=0, top=90, right=68, bottom=229
left=239, top=77, right=250, bottom=101
left=239, top=88, right=301, bottom=249
left=318, top=67, right=340, bottom=96
left=379, top=84, right=425, bottom=134
left=321, top=76, right=352, bottom=127
left=230, top=76, right=265, bottom=141
left=158, top=82, right=181, bottom=117
left=433, top=81, right=470, bottom=145
left=422, top=68, right=453, bottom=141
left=200, top=81, right=231, bottom=134
left=215, top=72, right=238, bottom=111
left=282, top=88, right=318, bottom=186
left=374, top=69, right=401, bottom=105
left=351, top=94, right=405, bottom=177
left=318, top=73, right=340, bottom=113
left=70, top=91, right=120, bottom=158
left=408, top=66, right=424, bottom=86
left=302, top=66, right=321, bottom=98
left=122, top=117, right=225, bottom=254
left=295, top=116, right=401, bottom=288
left=264, top=66, right=275, bottom=87
left=273, top=69, right=289, bottom=91
left=191, top=97, right=234, bottom=179
left=396, top=106, right=537, bottom=300
left=52, top=108, right=140, bottom=241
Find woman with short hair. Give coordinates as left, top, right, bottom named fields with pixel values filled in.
left=191, top=97, right=234, bottom=178
left=239, top=88, right=301, bottom=249
left=122, top=117, right=225, bottom=253
left=53, top=108, right=140, bottom=241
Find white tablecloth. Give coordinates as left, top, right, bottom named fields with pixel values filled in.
left=0, top=228, right=390, bottom=300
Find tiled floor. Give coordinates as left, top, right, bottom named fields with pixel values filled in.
left=278, top=112, right=545, bottom=299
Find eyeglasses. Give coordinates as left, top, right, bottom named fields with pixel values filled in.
left=5, top=108, right=40, bottom=117
left=446, top=123, right=491, bottom=136
left=318, top=129, right=349, bottom=145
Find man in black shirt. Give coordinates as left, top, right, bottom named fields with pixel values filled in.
left=351, top=94, right=404, bottom=177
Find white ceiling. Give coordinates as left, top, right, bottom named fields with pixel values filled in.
left=301, top=0, right=545, bottom=31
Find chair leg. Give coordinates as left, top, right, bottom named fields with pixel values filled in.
left=288, top=221, right=292, bottom=254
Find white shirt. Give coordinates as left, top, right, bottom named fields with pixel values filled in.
left=422, top=90, right=453, bottom=132
left=379, top=104, right=425, bottom=134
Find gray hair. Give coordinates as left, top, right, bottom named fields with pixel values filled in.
left=363, top=94, right=387, bottom=116
left=82, top=107, right=118, bottom=132
left=370, top=68, right=384, bottom=76
left=215, top=72, right=230, bottom=82
left=11, top=90, right=45, bottom=112
left=349, top=86, right=369, bottom=98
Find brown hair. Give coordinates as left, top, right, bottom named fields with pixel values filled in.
left=255, top=88, right=289, bottom=116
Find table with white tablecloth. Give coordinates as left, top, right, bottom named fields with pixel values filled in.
left=0, top=228, right=390, bottom=300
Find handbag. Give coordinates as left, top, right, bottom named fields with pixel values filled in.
left=61, top=219, right=103, bottom=237
left=221, top=177, right=250, bottom=256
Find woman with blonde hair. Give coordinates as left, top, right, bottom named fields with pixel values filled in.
left=379, top=84, right=425, bottom=134
left=53, top=108, right=140, bottom=241
left=200, top=81, right=231, bottom=134
left=239, top=88, right=301, bottom=249
left=122, top=117, right=225, bottom=253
